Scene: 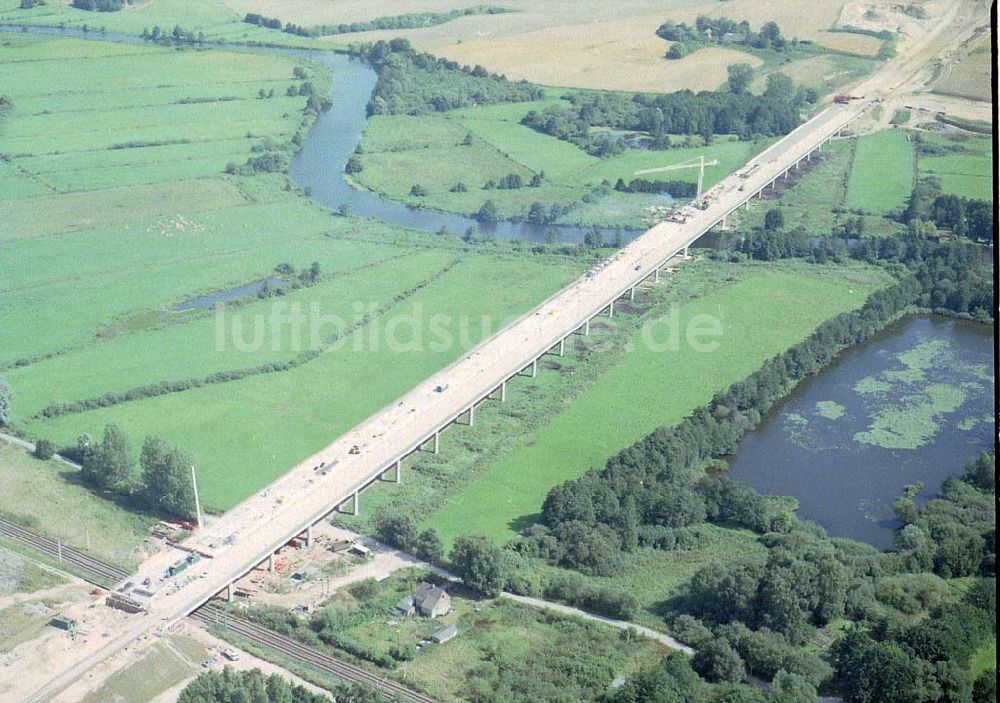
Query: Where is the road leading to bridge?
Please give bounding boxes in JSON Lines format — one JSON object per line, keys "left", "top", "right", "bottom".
{"left": 23, "top": 1, "right": 986, "bottom": 697}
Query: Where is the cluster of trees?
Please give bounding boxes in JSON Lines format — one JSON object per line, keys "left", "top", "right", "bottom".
{"left": 18, "top": 0, "right": 45, "bottom": 8}
{"left": 737, "top": 220, "right": 994, "bottom": 321}
{"left": 179, "top": 667, "right": 383, "bottom": 703}
{"left": 0, "top": 373, "right": 11, "bottom": 427}
{"left": 71, "top": 0, "right": 127, "bottom": 11}
{"left": 373, "top": 513, "right": 443, "bottom": 563}
{"left": 71, "top": 425, "right": 196, "bottom": 519}
{"left": 892, "top": 453, "right": 996, "bottom": 578}
{"left": 657, "top": 16, "right": 787, "bottom": 54}
{"left": 520, "top": 272, "right": 924, "bottom": 576}
{"left": 309, "top": 6, "right": 509, "bottom": 37}
{"left": 244, "top": 6, "right": 510, "bottom": 39}
{"left": 358, "top": 39, "right": 543, "bottom": 116}
{"left": 832, "top": 576, "right": 996, "bottom": 703}
{"left": 0, "top": 94, "right": 14, "bottom": 140}
{"left": 521, "top": 72, "right": 808, "bottom": 156}
{"left": 139, "top": 25, "right": 206, "bottom": 45}
{"left": 614, "top": 177, "right": 698, "bottom": 197}
{"left": 903, "top": 181, "right": 994, "bottom": 243}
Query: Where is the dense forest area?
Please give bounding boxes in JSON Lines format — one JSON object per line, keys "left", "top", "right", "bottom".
{"left": 521, "top": 71, "right": 811, "bottom": 156}
{"left": 355, "top": 39, "right": 543, "bottom": 115}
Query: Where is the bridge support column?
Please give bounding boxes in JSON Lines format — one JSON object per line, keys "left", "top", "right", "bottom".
{"left": 584, "top": 319, "right": 590, "bottom": 335}
{"left": 607, "top": 301, "right": 614, "bottom": 319}
{"left": 347, "top": 492, "right": 359, "bottom": 516}
{"left": 268, "top": 552, "right": 276, "bottom": 572}
{"left": 499, "top": 380, "right": 507, "bottom": 402}
{"left": 468, "top": 404, "right": 475, "bottom": 427}
{"left": 744, "top": 200, "right": 750, "bottom": 210}
{"left": 783, "top": 170, "right": 789, "bottom": 180}
{"left": 558, "top": 338, "right": 565, "bottom": 356}
{"left": 306, "top": 524, "right": 314, "bottom": 547}
{"left": 227, "top": 582, "right": 234, "bottom": 602}
{"left": 721, "top": 214, "right": 729, "bottom": 230}
{"left": 629, "top": 286, "right": 635, "bottom": 301}
{"left": 531, "top": 358, "right": 538, "bottom": 378}
{"left": 433, "top": 432, "right": 440, "bottom": 454}
{"left": 393, "top": 460, "right": 401, "bottom": 483}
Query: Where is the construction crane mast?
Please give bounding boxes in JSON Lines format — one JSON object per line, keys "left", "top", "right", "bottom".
{"left": 633, "top": 155, "right": 719, "bottom": 199}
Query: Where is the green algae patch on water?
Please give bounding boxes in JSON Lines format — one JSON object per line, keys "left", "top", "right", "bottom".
{"left": 815, "top": 400, "right": 847, "bottom": 420}
{"left": 854, "top": 383, "right": 967, "bottom": 450}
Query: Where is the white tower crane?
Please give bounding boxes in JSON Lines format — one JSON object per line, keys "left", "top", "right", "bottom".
{"left": 633, "top": 155, "right": 719, "bottom": 199}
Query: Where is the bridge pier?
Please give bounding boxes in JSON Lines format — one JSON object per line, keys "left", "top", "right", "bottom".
{"left": 583, "top": 318, "right": 590, "bottom": 335}
{"left": 531, "top": 358, "right": 538, "bottom": 377}
{"left": 339, "top": 491, "right": 359, "bottom": 516}
{"left": 498, "top": 379, "right": 507, "bottom": 402}
{"left": 607, "top": 301, "right": 614, "bottom": 319}
{"left": 433, "top": 432, "right": 440, "bottom": 454}
{"left": 227, "top": 582, "right": 234, "bottom": 602}
{"left": 306, "top": 524, "right": 313, "bottom": 547}
{"left": 268, "top": 552, "right": 276, "bottom": 572}
{"left": 744, "top": 199, "right": 751, "bottom": 210}
{"left": 629, "top": 286, "right": 636, "bottom": 301}
{"left": 559, "top": 337, "right": 566, "bottom": 356}
{"left": 382, "top": 459, "right": 401, "bottom": 483}
{"left": 654, "top": 267, "right": 660, "bottom": 283}
{"left": 467, "top": 404, "right": 476, "bottom": 427}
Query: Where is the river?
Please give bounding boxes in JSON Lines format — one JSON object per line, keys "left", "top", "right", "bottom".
{"left": 728, "top": 314, "right": 994, "bottom": 548}
{"left": 5, "top": 25, "right": 994, "bottom": 548}
{"left": 2, "top": 24, "right": 642, "bottom": 243}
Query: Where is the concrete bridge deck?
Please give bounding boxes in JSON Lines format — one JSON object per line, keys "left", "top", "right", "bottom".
{"left": 125, "top": 97, "right": 870, "bottom": 632}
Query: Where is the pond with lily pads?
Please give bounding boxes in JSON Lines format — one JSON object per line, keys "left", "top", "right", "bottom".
{"left": 728, "top": 314, "right": 994, "bottom": 548}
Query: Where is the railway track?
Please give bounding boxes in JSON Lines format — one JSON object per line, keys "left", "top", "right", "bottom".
{"left": 1, "top": 517, "right": 437, "bottom": 703}
{"left": 193, "top": 605, "right": 438, "bottom": 703}
{"left": 0, "top": 516, "right": 128, "bottom": 587}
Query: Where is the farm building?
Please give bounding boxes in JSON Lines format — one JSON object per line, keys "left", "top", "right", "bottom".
{"left": 432, "top": 624, "right": 458, "bottom": 644}
{"left": 394, "top": 581, "right": 452, "bottom": 618}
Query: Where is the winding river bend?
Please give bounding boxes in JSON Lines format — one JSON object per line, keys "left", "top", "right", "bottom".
{"left": 5, "top": 26, "right": 994, "bottom": 547}
{"left": 3, "top": 25, "right": 640, "bottom": 242}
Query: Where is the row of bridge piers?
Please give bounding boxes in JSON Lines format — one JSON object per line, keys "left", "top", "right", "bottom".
{"left": 218, "top": 124, "right": 852, "bottom": 603}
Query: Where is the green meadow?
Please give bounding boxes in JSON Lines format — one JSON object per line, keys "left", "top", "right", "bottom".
{"left": 845, "top": 129, "right": 915, "bottom": 215}
{"left": 354, "top": 101, "right": 764, "bottom": 226}
{"left": 0, "top": 32, "right": 582, "bottom": 513}
{"left": 0, "top": 0, "right": 318, "bottom": 47}
{"left": 918, "top": 133, "right": 993, "bottom": 202}
{"left": 425, "top": 265, "right": 889, "bottom": 545}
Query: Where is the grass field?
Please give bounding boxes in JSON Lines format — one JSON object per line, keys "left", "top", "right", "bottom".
{"left": 20, "top": 253, "right": 577, "bottom": 510}
{"left": 0, "top": 443, "right": 155, "bottom": 566}
{"left": 80, "top": 638, "right": 207, "bottom": 703}
{"left": 932, "top": 33, "right": 992, "bottom": 102}
{"left": 0, "top": 32, "right": 584, "bottom": 516}
{"left": 845, "top": 129, "right": 915, "bottom": 215}
{"left": 0, "top": 548, "right": 65, "bottom": 596}
{"left": 918, "top": 133, "right": 993, "bottom": 202}
{"left": 355, "top": 103, "right": 763, "bottom": 225}
{"left": 240, "top": 567, "right": 668, "bottom": 701}
{"left": 425, "top": 265, "right": 889, "bottom": 545}
{"left": 0, "top": 0, "right": 318, "bottom": 46}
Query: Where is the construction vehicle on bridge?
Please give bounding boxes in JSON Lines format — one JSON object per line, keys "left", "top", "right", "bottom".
{"left": 833, "top": 94, "right": 863, "bottom": 104}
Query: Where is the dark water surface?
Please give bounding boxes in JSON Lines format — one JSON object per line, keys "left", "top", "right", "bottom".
{"left": 728, "top": 315, "right": 994, "bottom": 548}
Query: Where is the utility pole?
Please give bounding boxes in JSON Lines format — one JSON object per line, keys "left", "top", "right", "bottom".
{"left": 191, "top": 465, "right": 203, "bottom": 530}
